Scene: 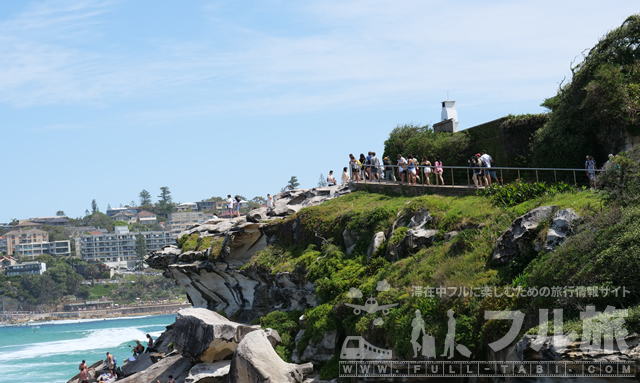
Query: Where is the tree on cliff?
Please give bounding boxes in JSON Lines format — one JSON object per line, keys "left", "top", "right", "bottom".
{"left": 91, "top": 199, "right": 99, "bottom": 213}
{"left": 383, "top": 124, "right": 469, "bottom": 166}
{"left": 287, "top": 176, "right": 300, "bottom": 190}
{"left": 56, "top": 210, "right": 65, "bottom": 217}
{"left": 318, "top": 173, "right": 327, "bottom": 187}
{"left": 532, "top": 15, "right": 640, "bottom": 167}
{"left": 139, "top": 189, "right": 152, "bottom": 206}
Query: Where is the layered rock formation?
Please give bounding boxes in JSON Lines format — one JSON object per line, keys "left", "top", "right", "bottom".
{"left": 146, "top": 184, "right": 352, "bottom": 322}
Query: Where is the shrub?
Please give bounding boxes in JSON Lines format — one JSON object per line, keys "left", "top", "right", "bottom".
{"left": 477, "top": 181, "right": 577, "bottom": 207}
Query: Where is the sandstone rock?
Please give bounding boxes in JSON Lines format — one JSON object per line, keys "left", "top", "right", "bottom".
{"left": 173, "top": 308, "right": 260, "bottom": 363}
{"left": 229, "top": 330, "right": 313, "bottom": 383}
{"left": 300, "top": 330, "right": 339, "bottom": 364}
{"left": 408, "top": 209, "right": 432, "bottom": 229}
{"left": 342, "top": 229, "right": 360, "bottom": 251}
{"left": 185, "top": 361, "right": 231, "bottom": 383}
{"left": 491, "top": 206, "right": 558, "bottom": 264}
{"left": 154, "top": 324, "right": 176, "bottom": 354}
{"left": 264, "top": 328, "right": 283, "bottom": 348}
{"left": 367, "top": 232, "right": 386, "bottom": 259}
{"left": 117, "top": 354, "right": 192, "bottom": 383}
{"left": 67, "top": 360, "right": 103, "bottom": 383}
{"left": 544, "top": 208, "right": 581, "bottom": 252}
{"left": 121, "top": 353, "right": 154, "bottom": 378}
{"left": 247, "top": 207, "right": 269, "bottom": 223}
{"left": 146, "top": 245, "right": 182, "bottom": 269}
{"left": 387, "top": 228, "right": 439, "bottom": 261}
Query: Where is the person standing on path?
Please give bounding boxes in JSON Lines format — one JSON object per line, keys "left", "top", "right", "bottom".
{"left": 234, "top": 196, "right": 242, "bottom": 217}
{"left": 267, "top": 194, "right": 274, "bottom": 210}
{"left": 421, "top": 157, "right": 432, "bottom": 185}
{"left": 480, "top": 150, "right": 493, "bottom": 186}
{"left": 383, "top": 157, "right": 396, "bottom": 183}
{"left": 434, "top": 157, "right": 445, "bottom": 186}
{"left": 371, "top": 152, "right": 381, "bottom": 181}
{"left": 226, "top": 195, "right": 234, "bottom": 217}
{"left": 585, "top": 154, "right": 597, "bottom": 188}
{"left": 397, "top": 154, "right": 408, "bottom": 184}
{"left": 349, "top": 154, "right": 361, "bottom": 182}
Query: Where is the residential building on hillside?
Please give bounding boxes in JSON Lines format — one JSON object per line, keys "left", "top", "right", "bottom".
{"left": 106, "top": 207, "right": 139, "bottom": 218}
{"left": 14, "top": 240, "right": 71, "bottom": 258}
{"left": 0, "top": 237, "right": 7, "bottom": 255}
{"left": 111, "top": 211, "right": 136, "bottom": 224}
{"left": 15, "top": 220, "right": 43, "bottom": 229}
{"left": 75, "top": 226, "right": 176, "bottom": 269}
{"left": 1, "top": 256, "right": 17, "bottom": 268}
{"left": 176, "top": 202, "right": 198, "bottom": 211}
{"left": 136, "top": 211, "right": 157, "bottom": 225}
{"left": 3, "top": 229, "right": 49, "bottom": 255}
{"left": 5, "top": 262, "right": 46, "bottom": 277}
{"left": 29, "top": 217, "right": 69, "bottom": 226}
{"left": 166, "top": 211, "right": 205, "bottom": 233}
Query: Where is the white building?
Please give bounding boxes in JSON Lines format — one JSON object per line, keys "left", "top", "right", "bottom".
{"left": 75, "top": 227, "right": 176, "bottom": 269}
{"left": 6, "top": 261, "right": 46, "bottom": 277}
{"left": 433, "top": 100, "right": 459, "bottom": 132}
{"left": 166, "top": 211, "right": 205, "bottom": 233}
{"left": 13, "top": 240, "right": 71, "bottom": 258}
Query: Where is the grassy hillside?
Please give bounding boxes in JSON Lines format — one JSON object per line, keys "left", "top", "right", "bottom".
{"left": 246, "top": 185, "right": 639, "bottom": 378}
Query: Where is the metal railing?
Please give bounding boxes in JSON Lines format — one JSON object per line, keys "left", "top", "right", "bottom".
{"left": 347, "top": 163, "right": 606, "bottom": 188}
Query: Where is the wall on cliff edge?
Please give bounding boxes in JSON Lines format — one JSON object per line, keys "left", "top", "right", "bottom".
{"left": 462, "top": 114, "right": 548, "bottom": 168}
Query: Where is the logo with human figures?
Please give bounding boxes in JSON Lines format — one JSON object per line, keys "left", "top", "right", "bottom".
{"left": 340, "top": 280, "right": 471, "bottom": 361}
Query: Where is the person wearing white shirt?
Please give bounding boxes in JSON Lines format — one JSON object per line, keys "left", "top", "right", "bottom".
{"left": 327, "top": 170, "right": 337, "bottom": 186}
{"left": 227, "top": 195, "right": 234, "bottom": 217}
{"left": 480, "top": 151, "right": 493, "bottom": 186}
{"left": 341, "top": 167, "right": 349, "bottom": 184}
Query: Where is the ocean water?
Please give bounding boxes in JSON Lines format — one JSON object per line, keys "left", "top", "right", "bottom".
{"left": 0, "top": 314, "right": 177, "bottom": 383}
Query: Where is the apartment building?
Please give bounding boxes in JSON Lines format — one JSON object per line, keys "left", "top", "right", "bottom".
{"left": 0, "top": 236, "right": 7, "bottom": 255}
{"left": 106, "top": 207, "right": 139, "bottom": 219}
{"left": 5, "top": 261, "right": 46, "bottom": 277}
{"left": 75, "top": 226, "right": 176, "bottom": 269}
{"left": 3, "top": 229, "right": 49, "bottom": 255}
{"left": 166, "top": 211, "right": 205, "bottom": 233}
{"left": 176, "top": 202, "right": 198, "bottom": 211}
{"left": 14, "top": 240, "right": 71, "bottom": 259}
{"left": 136, "top": 211, "right": 157, "bottom": 225}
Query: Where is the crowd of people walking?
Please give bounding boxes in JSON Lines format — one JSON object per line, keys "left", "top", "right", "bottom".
{"left": 347, "top": 151, "right": 496, "bottom": 187}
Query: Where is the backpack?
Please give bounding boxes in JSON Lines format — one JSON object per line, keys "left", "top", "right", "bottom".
{"left": 113, "top": 356, "right": 117, "bottom": 365}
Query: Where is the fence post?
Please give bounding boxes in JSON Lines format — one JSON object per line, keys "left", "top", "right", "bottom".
{"left": 536, "top": 169, "right": 539, "bottom": 183}
{"left": 554, "top": 170, "right": 557, "bottom": 184}
{"left": 451, "top": 168, "right": 455, "bottom": 187}
{"left": 573, "top": 170, "right": 577, "bottom": 185}
{"left": 517, "top": 169, "right": 521, "bottom": 181}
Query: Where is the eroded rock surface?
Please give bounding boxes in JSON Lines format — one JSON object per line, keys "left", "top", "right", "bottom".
{"left": 492, "top": 205, "right": 557, "bottom": 264}
{"left": 173, "top": 308, "right": 259, "bottom": 363}
{"left": 229, "top": 330, "right": 314, "bottom": 383}
{"left": 185, "top": 361, "right": 231, "bottom": 383}
{"left": 543, "top": 208, "right": 581, "bottom": 252}
{"left": 117, "top": 354, "right": 192, "bottom": 383}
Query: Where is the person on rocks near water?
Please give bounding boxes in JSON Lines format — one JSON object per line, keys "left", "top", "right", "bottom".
{"left": 156, "top": 375, "right": 176, "bottom": 383}
{"left": 106, "top": 352, "right": 116, "bottom": 377}
{"left": 226, "top": 195, "right": 234, "bottom": 217}
{"left": 79, "top": 365, "right": 92, "bottom": 383}
{"left": 145, "top": 333, "right": 155, "bottom": 353}
{"left": 129, "top": 340, "right": 145, "bottom": 356}
{"left": 78, "top": 360, "right": 87, "bottom": 372}
{"left": 267, "top": 194, "right": 274, "bottom": 211}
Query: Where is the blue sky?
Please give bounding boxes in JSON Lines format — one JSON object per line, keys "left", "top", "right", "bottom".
{"left": 1, "top": 0, "right": 637, "bottom": 221}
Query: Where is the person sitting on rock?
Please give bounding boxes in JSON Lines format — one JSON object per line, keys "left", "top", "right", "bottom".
{"left": 145, "top": 333, "right": 156, "bottom": 353}
{"left": 327, "top": 170, "right": 337, "bottom": 186}
{"left": 130, "top": 340, "right": 145, "bottom": 356}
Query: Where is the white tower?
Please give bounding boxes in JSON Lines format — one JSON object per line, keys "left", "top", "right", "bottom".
{"left": 440, "top": 101, "right": 459, "bottom": 132}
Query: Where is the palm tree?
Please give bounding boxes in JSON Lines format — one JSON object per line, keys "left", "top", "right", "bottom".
{"left": 85, "top": 264, "right": 99, "bottom": 285}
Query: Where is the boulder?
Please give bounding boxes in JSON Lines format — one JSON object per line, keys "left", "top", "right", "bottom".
{"left": 247, "top": 207, "right": 269, "bottom": 223}
{"left": 300, "top": 330, "right": 339, "bottom": 364}
{"left": 367, "top": 232, "right": 386, "bottom": 259}
{"left": 185, "top": 361, "right": 231, "bottom": 383}
{"left": 491, "top": 206, "right": 558, "bottom": 264}
{"left": 543, "top": 208, "right": 581, "bottom": 252}
{"left": 117, "top": 354, "right": 192, "bottom": 383}
{"left": 146, "top": 245, "right": 182, "bottom": 269}
{"left": 342, "top": 229, "right": 360, "bottom": 251}
{"left": 121, "top": 353, "right": 154, "bottom": 378}
{"left": 229, "top": 330, "right": 313, "bottom": 383}
{"left": 154, "top": 324, "right": 176, "bottom": 354}
{"left": 173, "top": 308, "right": 260, "bottom": 363}
{"left": 264, "top": 328, "right": 283, "bottom": 348}
{"left": 66, "top": 360, "right": 103, "bottom": 383}
{"left": 408, "top": 209, "right": 432, "bottom": 229}
{"left": 387, "top": 228, "right": 439, "bottom": 261}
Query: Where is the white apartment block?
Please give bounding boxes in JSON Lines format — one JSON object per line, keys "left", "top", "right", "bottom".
{"left": 14, "top": 240, "right": 71, "bottom": 258}
{"left": 75, "top": 226, "right": 176, "bottom": 269}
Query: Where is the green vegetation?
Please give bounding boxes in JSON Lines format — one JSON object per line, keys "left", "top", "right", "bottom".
{"left": 532, "top": 15, "right": 640, "bottom": 167}
{"left": 476, "top": 181, "right": 579, "bottom": 207}
{"left": 245, "top": 174, "right": 640, "bottom": 379}
{"left": 383, "top": 124, "right": 470, "bottom": 166}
